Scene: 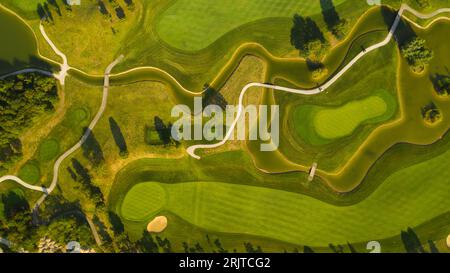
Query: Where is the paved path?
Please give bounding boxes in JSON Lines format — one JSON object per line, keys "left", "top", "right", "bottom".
{"left": 38, "top": 24, "right": 70, "bottom": 85}
{"left": 0, "top": 175, "right": 47, "bottom": 193}
{"left": 186, "top": 4, "right": 450, "bottom": 159}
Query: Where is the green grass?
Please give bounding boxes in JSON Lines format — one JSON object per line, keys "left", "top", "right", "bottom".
{"left": 18, "top": 161, "right": 40, "bottom": 184}
{"left": 38, "top": 139, "right": 60, "bottom": 162}
{"left": 294, "top": 90, "right": 396, "bottom": 143}
{"left": 120, "top": 144, "right": 450, "bottom": 246}
{"left": 121, "top": 183, "right": 167, "bottom": 221}
{"left": 63, "top": 108, "right": 89, "bottom": 128}
{"left": 314, "top": 96, "right": 387, "bottom": 139}
{"left": 156, "top": 0, "right": 348, "bottom": 50}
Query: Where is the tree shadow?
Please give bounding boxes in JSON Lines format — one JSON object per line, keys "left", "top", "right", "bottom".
{"left": 108, "top": 117, "right": 128, "bottom": 157}
{"left": 202, "top": 84, "right": 228, "bottom": 110}
{"left": 97, "top": 0, "right": 110, "bottom": 16}
{"left": 381, "top": 6, "right": 417, "bottom": 48}
{"left": 0, "top": 56, "right": 54, "bottom": 75}
{"left": 108, "top": 211, "right": 124, "bottom": 235}
{"left": 320, "top": 0, "right": 346, "bottom": 38}
{"left": 303, "top": 245, "right": 315, "bottom": 253}
{"left": 401, "top": 227, "right": 426, "bottom": 253}
{"left": 71, "top": 158, "right": 105, "bottom": 207}
{"left": 136, "top": 231, "right": 160, "bottom": 253}
{"left": 428, "top": 240, "right": 440, "bottom": 253}
{"left": 154, "top": 116, "right": 171, "bottom": 145}
{"left": 81, "top": 127, "right": 104, "bottom": 166}
{"left": 37, "top": 3, "right": 54, "bottom": 22}
{"left": 47, "top": 0, "right": 62, "bottom": 17}
{"left": 115, "top": 6, "right": 126, "bottom": 20}
{"left": 429, "top": 73, "right": 450, "bottom": 96}
{"left": 93, "top": 214, "right": 112, "bottom": 243}
{"left": 290, "top": 14, "right": 326, "bottom": 57}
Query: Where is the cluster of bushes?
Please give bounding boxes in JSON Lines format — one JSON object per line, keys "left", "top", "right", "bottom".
{"left": 430, "top": 73, "right": 450, "bottom": 96}
{"left": 401, "top": 37, "right": 434, "bottom": 72}
{"left": 0, "top": 73, "right": 57, "bottom": 172}
{"left": 409, "top": 0, "right": 430, "bottom": 9}
{"left": 421, "top": 102, "right": 441, "bottom": 124}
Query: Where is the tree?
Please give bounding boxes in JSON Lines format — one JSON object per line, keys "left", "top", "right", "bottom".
{"left": 136, "top": 231, "right": 159, "bottom": 253}
{"left": 421, "top": 102, "right": 441, "bottom": 124}
{"left": 401, "top": 37, "right": 433, "bottom": 70}
{"left": 0, "top": 73, "right": 57, "bottom": 166}
{"left": 320, "top": 0, "right": 347, "bottom": 38}
{"left": 430, "top": 73, "right": 450, "bottom": 96}
{"left": 290, "top": 15, "right": 327, "bottom": 58}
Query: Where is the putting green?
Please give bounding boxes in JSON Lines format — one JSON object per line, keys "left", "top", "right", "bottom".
{"left": 294, "top": 90, "right": 396, "bottom": 143}
{"left": 156, "top": 0, "right": 348, "bottom": 50}
{"left": 314, "top": 96, "right": 387, "bottom": 139}
{"left": 121, "top": 183, "right": 167, "bottom": 221}
{"left": 120, "top": 145, "right": 450, "bottom": 246}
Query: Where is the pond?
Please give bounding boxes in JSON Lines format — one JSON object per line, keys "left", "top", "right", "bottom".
{"left": 0, "top": 6, "right": 49, "bottom": 74}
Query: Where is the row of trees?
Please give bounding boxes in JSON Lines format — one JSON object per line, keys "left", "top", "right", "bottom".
{"left": 0, "top": 73, "right": 58, "bottom": 171}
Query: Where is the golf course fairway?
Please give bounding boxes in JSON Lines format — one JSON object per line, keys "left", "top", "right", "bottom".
{"left": 120, "top": 145, "right": 450, "bottom": 246}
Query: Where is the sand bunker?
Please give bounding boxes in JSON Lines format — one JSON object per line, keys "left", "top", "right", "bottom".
{"left": 447, "top": 235, "right": 450, "bottom": 249}
{"left": 147, "top": 216, "right": 168, "bottom": 233}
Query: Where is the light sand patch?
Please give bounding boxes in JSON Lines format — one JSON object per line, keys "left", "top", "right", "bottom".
{"left": 447, "top": 235, "right": 450, "bottom": 249}
{"left": 147, "top": 216, "right": 168, "bottom": 233}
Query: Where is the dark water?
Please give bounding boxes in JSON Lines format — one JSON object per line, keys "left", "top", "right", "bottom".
{"left": 0, "top": 6, "right": 50, "bottom": 74}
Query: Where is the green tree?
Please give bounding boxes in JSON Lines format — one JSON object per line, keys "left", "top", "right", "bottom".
{"left": 401, "top": 37, "right": 433, "bottom": 69}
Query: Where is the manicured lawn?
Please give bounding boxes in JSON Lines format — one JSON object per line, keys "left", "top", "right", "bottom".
{"left": 121, "top": 183, "right": 167, "bottom": 221}
{"left": 314, "top": 95, "right": 387, "bottom": 139}
{"left": 120, "top": 144, "right": 450, "bottom": 246}
{"left": 156, "top": 0, "right": 348, "bottom": 50}
{"left": 293, "top": 89, "right": 396, "bottom": 143}
{"left": 38, "top": 139, "right": 60, "bottom": 162}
